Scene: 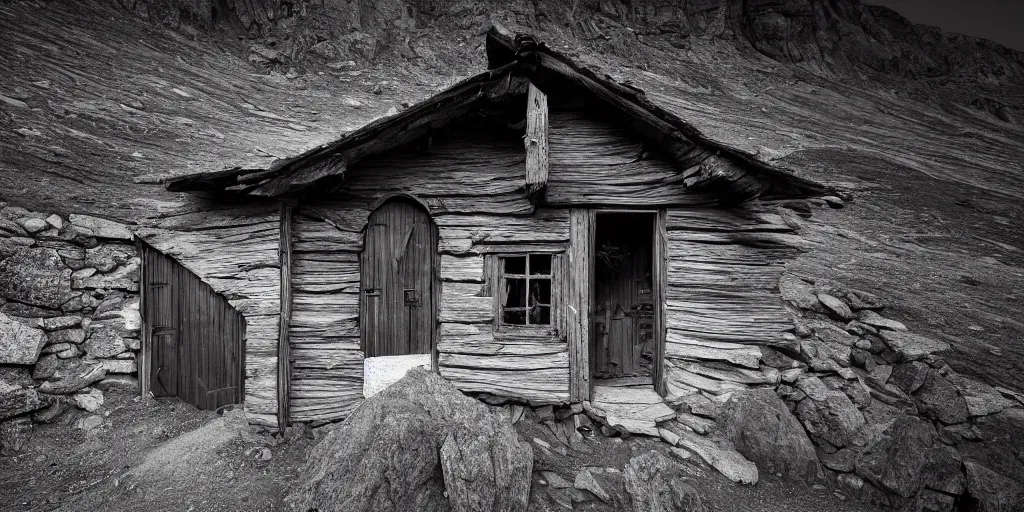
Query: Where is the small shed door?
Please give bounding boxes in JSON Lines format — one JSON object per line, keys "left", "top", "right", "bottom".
{"left": 361, "top": 200, "right": 437, "bottom": 357}
{"left": 141, "top": 245, "right": 245, "bottom": 410}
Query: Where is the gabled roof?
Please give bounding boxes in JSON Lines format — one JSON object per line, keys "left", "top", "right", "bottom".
{"left": 165, "top": 26, "right": 827, "bottom": 202}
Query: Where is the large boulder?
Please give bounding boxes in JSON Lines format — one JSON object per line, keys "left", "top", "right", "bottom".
{"left": 623, "top": 450, "right": 706, "bottom": 512}
{"left": 0, "top": 312, "right": 46, "bottom": 365}
{"left": 717, "top": 388, "right": 821, "bottom": 483}
{"left": 794, "top": 376, "right": 865, "bottom": 447}
{"left": 954, "top": 408, "right": 1024, "bottom": 481}
{"left": 289, "top": 368, "right": 532, "bottom": 512}
{"left": 854, "top": 416, "right": 966, "bottom": 499}
{"left": 0, "top": 247, "right": 74, "bottom": 309}
{"left": 963, "top": 460, "right": 1024, "bottom": 512}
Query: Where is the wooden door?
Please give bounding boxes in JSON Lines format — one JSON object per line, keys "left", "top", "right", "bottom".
{"left": 593, "top": 214, "right": 655, "bottom": 379}
{"left": 361, "top": 200, "right": 438, "bottom": 357}
{"left": 141, "top": 245, "right": 245, "bottom": 410}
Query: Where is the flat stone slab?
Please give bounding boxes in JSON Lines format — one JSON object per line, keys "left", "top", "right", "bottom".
{"left": 675, "top": 429, "right": 758, "bottom": 485}
{"left": 880, "top": 331, "right": 950, "bottom": 361}
{"left": 592, "top": 385, "right": 677, "bottom": 424}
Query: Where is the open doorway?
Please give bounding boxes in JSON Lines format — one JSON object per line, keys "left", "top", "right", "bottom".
{"left": 592, "top": 212, "right": 656, "bottom": 386}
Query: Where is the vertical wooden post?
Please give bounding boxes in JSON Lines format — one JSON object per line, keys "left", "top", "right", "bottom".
{"left": 568, "top": 208, "right": 593, "bottom": 402}
{"left": 524, "top": 82, "right": 549, "bottom": 199}
{"left": 137, "top": 240, "right": 150, "bottom": 399}
{"left": 277, "top": 202, "right": 293, "bottom": 431}
{"left": 653, "top": 209, "right": 668, "bottom": 396}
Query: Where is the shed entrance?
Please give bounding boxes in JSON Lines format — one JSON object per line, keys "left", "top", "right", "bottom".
{"left": 140, "top": 245, "right": 245, "bottom": 411}
{"left": 360, "top": 199, "right": 438, "bottom": 357}
{"left": 592, "top": 213, "right": 656, "bottom": 382}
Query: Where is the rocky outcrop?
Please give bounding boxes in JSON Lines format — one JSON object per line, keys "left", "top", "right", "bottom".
{"left": 794, "top": 375, "right": 865, "bottom": 448}
{"left": 289, "top": 368, "right": 532, "bottom": 512}
{"left": 99, "top": 0, "right": 1024, "bottom": 85}
{"left": 717, "top": 388, "right": 821, "bottom": 483}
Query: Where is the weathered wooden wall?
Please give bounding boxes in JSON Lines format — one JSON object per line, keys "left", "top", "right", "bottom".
{"left": 287, "top": 206, "right": 365, "bottom": 422}
{"left": 546, "top": 110, "right": 719, "bottom": 207}
{"left": 289, "top": 125, "right": 572, "bottom": 421}
{"left": 138, "top": 199, "right": 281, "bottom": 428}
{"left": 661, "top": 208, "right": 802, "bottom": 399}
{"left": 283, "top": 112, "right": 804, "bottom": 423}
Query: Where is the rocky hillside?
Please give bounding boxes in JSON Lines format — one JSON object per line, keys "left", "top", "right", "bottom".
{"left": 108, "top": 0, "right": 1024, "bottom": 83}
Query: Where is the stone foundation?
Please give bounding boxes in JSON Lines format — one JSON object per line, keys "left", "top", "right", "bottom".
{"left": 0, "top": 203, "right": 140, "bottom": 454}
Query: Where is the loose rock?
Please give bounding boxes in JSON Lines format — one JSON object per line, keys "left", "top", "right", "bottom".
{"left": 73, "top": 387, "right": 104, "bottom": 412}
{"left": 857, "top": 310, "right": 907, "bottom": 331}
{"left": 880, "top": 331, "right": 949, "bottom": 361}
{"left": 817, "top": 293, "right": 855, "bottom": 320}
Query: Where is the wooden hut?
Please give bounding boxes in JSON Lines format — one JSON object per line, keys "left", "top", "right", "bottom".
{"left": 158, "top": 27, "right": 824, "bottom": 430}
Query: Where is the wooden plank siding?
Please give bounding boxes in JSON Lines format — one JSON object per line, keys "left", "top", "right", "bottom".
{"left": 137, "top": 201, "right": 281, "bottom": 428}
{"left": 661, "top": 207, "right": 802, "bottom": 399}
{"left": 546, "top": 110, "right": 720, "bottom": 207}
{"left": 288, "top": 210, "right": 364, "bottom": 423}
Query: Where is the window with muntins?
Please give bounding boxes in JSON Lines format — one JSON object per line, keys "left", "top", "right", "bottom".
{"left": 498, "top": 254, "right": 553, "bottom": 326}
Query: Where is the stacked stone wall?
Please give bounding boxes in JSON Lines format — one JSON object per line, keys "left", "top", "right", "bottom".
{"left": 0, "top": 203, "right": 140, "bottom": 454}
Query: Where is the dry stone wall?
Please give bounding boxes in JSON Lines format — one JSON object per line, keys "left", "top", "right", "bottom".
{"left": 764, "top": 274, "right": 1024, "bottom": 510}
{"left": 0, "top": 203, "right": 141, "bottom": 455}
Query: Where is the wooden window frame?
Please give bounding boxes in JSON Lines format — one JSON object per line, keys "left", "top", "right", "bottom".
{"left": 486, "top": 252, "right": 564, "bottom": 335}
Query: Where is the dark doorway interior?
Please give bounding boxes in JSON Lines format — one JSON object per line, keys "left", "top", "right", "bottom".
{"left": 592, "top": 212, "right": 656, "bottom": 382}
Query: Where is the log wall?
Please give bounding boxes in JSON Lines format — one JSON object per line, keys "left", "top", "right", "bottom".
{"left": 137, "top": 199, "right": 281, "bottom": 428}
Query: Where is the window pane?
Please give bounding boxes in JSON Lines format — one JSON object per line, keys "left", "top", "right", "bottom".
{"left": 529, "top": 254, "right": 552, "bottom": 275}
{"left": 503, "top": 309, "right": 527, "bottom": 325}
{"left": 529, "top": 306, "right": 551, "bottom": 325}
{"left": 504, "top": 256, "right": 526, "bottom": 275}
{"left": 504, "top": 278, "right": 526, "bottom": 308}
{"left": 529, "top": 279, "right": 551, "bottom": 306}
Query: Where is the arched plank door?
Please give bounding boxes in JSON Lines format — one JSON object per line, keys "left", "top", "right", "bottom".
{"left": 141, "top": 245, "right": 245, "bottom": 410}
{"left": 360, "top": 200, "right": 438, "bottom": 357}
